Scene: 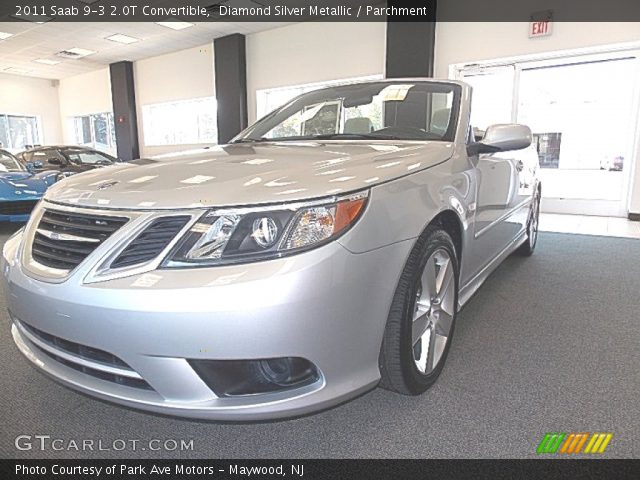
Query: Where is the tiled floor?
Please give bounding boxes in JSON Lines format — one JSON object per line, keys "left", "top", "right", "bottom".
{"left": 539, "top": 213, "right": 640, "bottom": 239}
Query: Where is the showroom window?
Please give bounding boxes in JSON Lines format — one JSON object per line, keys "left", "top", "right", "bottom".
{"left": 72, "top": 112, "right": 116, "bottom": 155}
{"left": 142, "top": 97, "right": 217, "bottom": 146}
{"left": 256, "top": 75, "right": 383, "bottom": 119}
{"left": 0, "top": 114, "right": 41, "bottom": 150}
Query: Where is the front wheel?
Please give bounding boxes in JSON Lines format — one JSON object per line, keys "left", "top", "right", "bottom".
{"left": 517, "top": 187, "right": 541, "bottom": 256}
{"left": 379, "top": 227, "right": 459, "bottom": 395}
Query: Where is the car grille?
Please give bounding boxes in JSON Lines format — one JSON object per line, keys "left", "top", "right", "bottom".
{"left": 17, "top": 320, "right": 152, "bottom": 390}
{"left": 110, "top": 215, "right": 190, "bottom": 269}
{"left": 0, "top": 200, "right": 38, "bottom": 215}
{"left": 31, "top": 209, "right": 128, "bottom": 270}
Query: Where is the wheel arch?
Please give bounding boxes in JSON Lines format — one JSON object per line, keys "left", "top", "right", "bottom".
{"left": 427, "top": 209, "right": 464, "bottom": 262}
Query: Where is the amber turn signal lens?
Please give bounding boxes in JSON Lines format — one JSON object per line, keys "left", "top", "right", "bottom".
{"left": 334, "top": 197, "right": 366, "bottom": 233}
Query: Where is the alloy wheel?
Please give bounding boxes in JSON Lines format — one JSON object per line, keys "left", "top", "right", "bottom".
{"left": 412, "top": 249, "right": 455, "bottom": 375}
{"left": 530, "top": 192, "right": 540, "bottom": 248}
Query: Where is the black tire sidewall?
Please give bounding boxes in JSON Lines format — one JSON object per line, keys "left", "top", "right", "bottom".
{"left": 400, "top": 229, "right": 459, "bottom": 393}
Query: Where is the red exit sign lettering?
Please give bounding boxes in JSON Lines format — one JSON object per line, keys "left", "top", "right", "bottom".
{"left": 530, "top": 21, "right": 551, "bottom": 37}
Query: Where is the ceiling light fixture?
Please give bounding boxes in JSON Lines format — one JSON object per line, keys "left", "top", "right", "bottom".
{"left": 12, "top": 14, "right": 52, "bottom": 23}
{"left": 34, "top": 58, "right": 61, "bottom": 65}
{"left": 56, "top": 47, "right": 96, "bottom": 59}
{"left": 0, "top": 32, "right": 13, "bottom": 40}
{"left": 155, "top": 20, "right": 195, "bottom": 30}
{"left": 4, "top": 67, "right": 32, "bottom": 75}
{"left": 105, "top": 33, "right": 140, "bottom": 44}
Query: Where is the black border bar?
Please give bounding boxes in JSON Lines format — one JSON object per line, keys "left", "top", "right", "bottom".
{"left": 2, "top": 459, "right": 640, "bottom": 480}
{"left": 2, "top": 0, "right": 640, "bottom": 22}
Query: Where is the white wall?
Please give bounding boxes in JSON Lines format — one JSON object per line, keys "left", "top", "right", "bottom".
{"left": 435, "top": 22, "right": 640, "bottom": 215}
{"left": 0, "top": 73, "right": 62, "bottom": 148}
{"left": 246, "top": 22, "right": 386, "bottom": 123}
{"left": 134, "top": 44, "right": 215, "bottom": 157}
{"left": 434, "top": 22, "right": 640, "bottom": 78}
{"left": 57, "top": 67, "right": 112, "bottom": 145}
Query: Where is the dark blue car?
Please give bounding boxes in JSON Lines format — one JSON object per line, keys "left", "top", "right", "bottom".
{"left": 0, "top": 149, "right": 58, "bottom": 222}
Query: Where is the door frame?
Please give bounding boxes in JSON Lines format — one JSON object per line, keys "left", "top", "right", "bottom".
{"left": 451, "top": 43, "right": 640, "bottom": 217}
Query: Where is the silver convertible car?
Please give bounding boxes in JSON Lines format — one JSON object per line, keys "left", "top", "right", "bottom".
{"left": 3, "top": 80, "right": 540, "bottom": 420}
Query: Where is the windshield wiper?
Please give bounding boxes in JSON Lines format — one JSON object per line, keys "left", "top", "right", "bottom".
{"left": 231, "top": 137, "right": 271, "bottom": 144}
{"left": 305, "top": 133, "right": 399, "bottom": 141}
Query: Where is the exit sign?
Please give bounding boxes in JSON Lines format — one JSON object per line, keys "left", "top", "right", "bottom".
{"left": 530, "top": 21, "right": 552, "bottom": 37}
{"left": 529, "top": 10, "right": 553, "bottom": 38}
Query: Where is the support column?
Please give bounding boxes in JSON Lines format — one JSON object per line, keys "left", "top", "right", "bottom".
{"left": 386, "top": 11, "right": 437, "bottom": 78}
{"left": 109, "top": 61, "right": 139, "bottom": 161}
{"left": 214, "top": 33, "right": 248, "bottom": 144}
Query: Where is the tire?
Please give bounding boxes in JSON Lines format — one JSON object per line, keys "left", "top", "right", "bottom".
{"left": 517, "top": 186, "right": 541, "bottom": 256}
{"left": 379, "top": 226, "right": 459, "bottom": 395}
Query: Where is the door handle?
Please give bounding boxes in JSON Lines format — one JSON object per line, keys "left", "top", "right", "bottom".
{"left": 516, "top": 160, "right": 524, "bottom": 172}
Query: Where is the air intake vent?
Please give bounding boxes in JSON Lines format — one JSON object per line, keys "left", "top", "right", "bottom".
{"left": 31, "top": 209, "right": 128, "bottom": 270}
{"left": 56, "top": 48, "right": 95, "bottom": 59}
{"left": 56, "top": 50, "right": 83, "bottom": 59}
{"left": 110, "top": 216, "right": 190, "bottom": 269}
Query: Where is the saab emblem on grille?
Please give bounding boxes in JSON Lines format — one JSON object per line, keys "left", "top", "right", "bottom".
{"left": 36, "top": 228, "right": 100, "bottom": 243}
{"left": 97, "top": 180, "right": 119, "bottom": 190}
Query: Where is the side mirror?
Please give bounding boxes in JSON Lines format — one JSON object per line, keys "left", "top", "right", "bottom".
{"left": 25, "top": 162, "right": 34, "bottom": 172}
{"left": 467, "top": 124, "right": 532, "bottom": 156}
{"left": 47, "top": 157, "right": 62, "bottom": 165}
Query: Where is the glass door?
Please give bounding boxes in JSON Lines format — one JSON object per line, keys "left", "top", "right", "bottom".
{"left": 456, "top": 53, "right": 639, "bottom": 217}
{"left": 517, "top": 57, "right": 637, "bottom": 217}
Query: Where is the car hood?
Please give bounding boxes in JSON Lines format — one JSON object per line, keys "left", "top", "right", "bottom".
{"left": 0, "top": 171, "right": 55, "bottom": 198}
{"left": 44, "top": 141, "right": 454, "bottom": 210}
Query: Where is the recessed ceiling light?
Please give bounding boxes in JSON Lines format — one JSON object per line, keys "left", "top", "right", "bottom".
{"left": 12, "top": 14, "right": 52, "bottom": 23}
{"left": 155, "top": 21, "right": 194, "bottom": 31}
{"left": 4, "top": 67, "right": 32, "bottom": 75}
{"left": 57, "top": 47, "right": 96, "bottom": 59}
{"left": 34, "top": 58, "right": 61, "bottom": 65}
{"left": 105, "top": 33, "right": 140, "bottom": 44}
{"left": 0, "top": 32, "right": 13, "bottom": 40}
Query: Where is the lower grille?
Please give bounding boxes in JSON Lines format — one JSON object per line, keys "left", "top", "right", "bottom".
{"left": 31, "top": 209, "right": 128, "bottom": 270}
{"left": 18, "top": 320, "right": 152, "bottom": 390}
{"left": 0, "top": 200, "right": 38, "bottom": 215}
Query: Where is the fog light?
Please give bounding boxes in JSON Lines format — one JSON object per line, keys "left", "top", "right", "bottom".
{"left": 259, "top": 358, "right": 292, "bottom": 385}
{"left": 188, "top": 357, "right": 320, "bottom": 396}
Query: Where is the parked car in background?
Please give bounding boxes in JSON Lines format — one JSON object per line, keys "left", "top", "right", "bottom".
{"left": 0, "top": 149, "right": 58, "bottom": 222}
{"left": 600, "top": 155, "right": 624, "bottom": 171}
{"left": 17, "top": 146, "right": 119, "bottom": 180}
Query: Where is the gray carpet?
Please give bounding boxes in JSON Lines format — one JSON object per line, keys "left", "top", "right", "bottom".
{"left": 1, "top": 226, "right": 638, "bottom": 459}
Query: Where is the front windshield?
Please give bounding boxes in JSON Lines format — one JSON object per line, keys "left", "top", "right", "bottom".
{"left": 64, "top": 150, "right": 114, "bottom": 166}
{"left": 236, "top": 81, "right": 461, "bottom": 143}
{"left": 0, "top": 151, "right": 25, "bottom": 172}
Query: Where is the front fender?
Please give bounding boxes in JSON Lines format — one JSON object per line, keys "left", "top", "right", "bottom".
{"left": 32, "top": 169, "right": 60, "bottom": 186}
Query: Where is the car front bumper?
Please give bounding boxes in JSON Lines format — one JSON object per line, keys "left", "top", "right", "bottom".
{"left": 3, "top": 229, "right": 412, "bottom": 420}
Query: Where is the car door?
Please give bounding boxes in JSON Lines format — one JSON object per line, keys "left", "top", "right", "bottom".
{"left": 464, "top": 128, "right": 523, "bottom": 280}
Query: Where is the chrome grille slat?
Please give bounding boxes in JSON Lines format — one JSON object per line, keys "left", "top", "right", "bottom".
{"left": 31, "top": 209, "right": 128, "bottom": 271}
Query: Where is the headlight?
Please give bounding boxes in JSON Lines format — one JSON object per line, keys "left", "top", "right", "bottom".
{"left": 164, "top": 190, "right": 368, "bottom": 267}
